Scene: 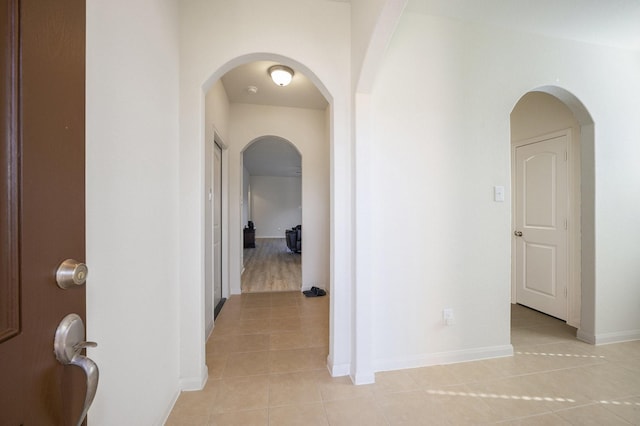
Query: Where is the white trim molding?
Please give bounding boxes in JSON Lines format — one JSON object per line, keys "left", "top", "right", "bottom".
{"left": 374, "top": 345, "right": 514, "bottom": 373}
{"left": 158, "top": 390, "right": 181, "bottom": 426}
{"left": 327, "top": 356, "right": 350, "bottom": 378}
{"left": 179, "top": 364, "right": 208, "bottom": 391}
{"left": 592, "top": 330, "right": 640, "bottom": 345}
{"left": 351, "top": 371, "right": 375, "bottom": 385}
{"left": 576, "top": 329, "right": 596, "bottom": 344}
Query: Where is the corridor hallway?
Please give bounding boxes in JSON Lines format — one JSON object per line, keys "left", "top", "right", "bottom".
{"left": 167, "top": 299, "right": 640, "bottom": 425}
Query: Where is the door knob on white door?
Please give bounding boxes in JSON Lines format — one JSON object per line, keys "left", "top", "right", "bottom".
{"left": 514, "top": 230, "right": 523, "bottom": 237}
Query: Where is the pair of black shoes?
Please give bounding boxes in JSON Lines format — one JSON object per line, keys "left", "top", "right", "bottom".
{"left": 303, "top": 286, "right": 326, "bottom": 297}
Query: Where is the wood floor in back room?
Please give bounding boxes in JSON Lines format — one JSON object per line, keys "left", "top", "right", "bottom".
{"left": 242, "top": 238, "right": 301, "bottom": 293}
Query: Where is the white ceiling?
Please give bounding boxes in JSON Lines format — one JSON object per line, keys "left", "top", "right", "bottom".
{"left": 221, "top": 61, "right": 324, "bottom": 176}
{"left": 221, "top": 62, "right": 325, "bottom": 177}
{"left": 406, "top": 0, "right": 640, "bottom": 51}
{"left": 221, "top": 61, "right": 328, "bottom": 110}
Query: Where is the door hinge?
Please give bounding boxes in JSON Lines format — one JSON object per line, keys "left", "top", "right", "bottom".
{"left": 564, "top": 218, "right": 568, "bottom": 230}
{"left": 564, "top": 287, "right": 568, "bottom": 298}
{"left": 564, "top": 151, "right": 568, "bottom": 161}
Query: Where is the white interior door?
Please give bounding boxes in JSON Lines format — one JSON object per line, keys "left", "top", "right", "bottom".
{"left": 213, "top": 143, "right": 222, "bottom": 312}
{"left": 515, "top": 134, "right": 568, "bottom": 320}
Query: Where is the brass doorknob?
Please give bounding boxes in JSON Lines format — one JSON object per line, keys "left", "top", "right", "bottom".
{"left": 514, "top": 230, "right": 523, "bottom": 237}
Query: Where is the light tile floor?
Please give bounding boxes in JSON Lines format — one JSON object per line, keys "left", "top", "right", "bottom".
{"left": 167, "top": 294, "right": 640, "bottom": 425}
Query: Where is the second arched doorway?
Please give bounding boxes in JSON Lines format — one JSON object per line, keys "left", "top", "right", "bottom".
{"left": 242, "top": 136, "right": 304, "bottom": 292}
{"left": 510, "top": 87, "right": 595, "bottom": 341}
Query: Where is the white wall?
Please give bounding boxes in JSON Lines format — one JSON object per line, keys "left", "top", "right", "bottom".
{"left": 367, "top": 11, "right": 640, "bottom": 372}
{"left": 250, "top": 176, "right": 302, "bottom": 238}
{"left": 86, "top": 0, "right": 180, "bottom": 424}
{"left": 179, "top": 0, "right": 352, "bottom": 384}
{"left": 205, "top": 79, "right": 230, "bottom": 145}
{"left": 350, "top": 0, "right": 408, "bottom": 384}
{"left": 350, "top": 0, "right": 389, "bottom": 87}
{"left": 231, "top": 104, "right": 329, "bottom": 291}
{"left": 81, "top": 6, "right": 640, "bottom": 422}
{"left": 351, "top": 0, "right": 407, "bottom": 92}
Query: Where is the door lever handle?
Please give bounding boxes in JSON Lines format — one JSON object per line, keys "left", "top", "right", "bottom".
{"left": 73, "top": 340, "right": 98, "bottom": 353}
{"left": 54, "top": 314, "right": 99, "bottom": 426}
{"left": 69, "top": 354, "right": 98, "bottom": 426}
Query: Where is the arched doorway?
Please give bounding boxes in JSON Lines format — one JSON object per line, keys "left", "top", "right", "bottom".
{"left": 201, "top": 54, "right": 339, "bottom": 378}
{"left": 510, "top": 87, "right": 595, "bottom": 341}
{"left": 241, "top": 136, "right": 304, "bottom": 293}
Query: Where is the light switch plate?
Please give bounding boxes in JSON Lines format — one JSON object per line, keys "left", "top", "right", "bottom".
{"left": 443, "top": 308, "right": 455, "bottom": 325}
{"left": 494, "top": 186, "right": 505, "bottom": 202}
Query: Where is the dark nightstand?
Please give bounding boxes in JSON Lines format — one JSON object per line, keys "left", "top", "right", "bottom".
{"left": 243, "top": 227, "right": 255, "bottom": 248}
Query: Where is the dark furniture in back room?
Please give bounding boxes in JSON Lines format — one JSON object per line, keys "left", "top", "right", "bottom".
{"left": 286, "top": 225, "right": 301, "bottom": 253}
{"left": 243, "top": 221, "right": 255, "bottom": 248}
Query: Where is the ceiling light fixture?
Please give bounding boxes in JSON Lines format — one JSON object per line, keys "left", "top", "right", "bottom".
{"left": 268, "top": 65, "right": 294, "bottom": 87}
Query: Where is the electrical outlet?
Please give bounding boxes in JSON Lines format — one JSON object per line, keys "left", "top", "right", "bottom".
{"left": 443, "top": 308, "right": 455, "bottom": 326}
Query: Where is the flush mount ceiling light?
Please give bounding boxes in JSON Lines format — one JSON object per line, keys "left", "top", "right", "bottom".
{"left": 268, "top": 65, "right": 294, "bottom": 87}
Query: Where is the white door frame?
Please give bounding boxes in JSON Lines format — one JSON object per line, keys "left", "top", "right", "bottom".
{"left": 216, "top": 131, "right": 230, "bottom": 302}
{"left": 511, "top": 128, "right": 581, "bottom": 327}
{"left": 205, "top": 129, "right": 229, "bottom": 339}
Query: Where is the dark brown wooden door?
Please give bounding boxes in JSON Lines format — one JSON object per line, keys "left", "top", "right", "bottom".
{"left": 0, "top": 0, "right": 87, "bottom": 424}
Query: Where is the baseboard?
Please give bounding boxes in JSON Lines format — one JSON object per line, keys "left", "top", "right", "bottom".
{"left": 373, "top": 345, "right": 514, "bottom": 372}
{"left": 593, "top": 329, "right": 640, "bottom": 345}
{"left": 327, "top": 355, "right": 350, "bottom": 378}
{"left": 351, "top": 371, "right": 375, "bottom": 385}
{"left": 179, "top": 364, "right": 208, "bottom": 391}
{"left": 205, "top": 319, "right": 214, "bottom": 342}
{"left": 214, "top": 298, "right": 226, "bottom": 319}
{"left": 576, "top": 329, "right": 596, "bottom": 344}
{"left": 158, "top": 389, "right": 181, "bottom": 425}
